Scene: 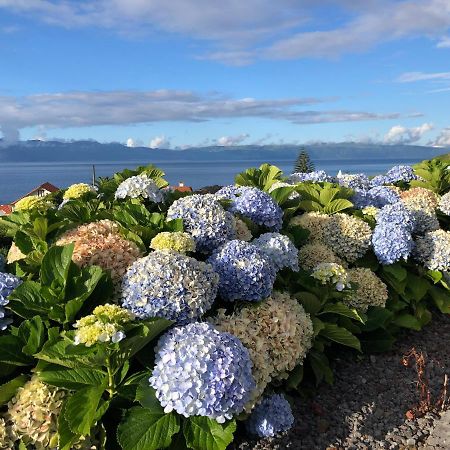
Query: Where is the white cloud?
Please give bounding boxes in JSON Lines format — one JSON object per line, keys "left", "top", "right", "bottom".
{"left": 0, "top": 89, "right": 401, "bottom": 142}
{"left": 396, "top": 71, "right": 450, "bottom": 82}
{"left": 1, "top": 1, "right": 449, "bottom": 64}
{"left": 430, "top": 128, "right": 450, "bottom": 147}
{"left": 126, "top": 137, "right": 143, "bottom": 147}
{"left": 216, "top": 134, "right": 249, "bottom": 146}
{"left": 149, "top": 135, "right": 170, "bottom": 149}
{"left": 384, "top": 123, "right": 433, "bottom": 144}
{"left": 437, "top": 36, "right": 450, "bottom": 48}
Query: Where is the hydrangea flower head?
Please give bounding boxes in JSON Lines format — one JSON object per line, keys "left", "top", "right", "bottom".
{"left": 414, "top": 229, "right": 450, "bottom": 271}
{"left": 400, "top": 187, "right": 439, "bottom": 209}
{"left": 149, "top": 322, "right": 255, "bottom": 423}
{"left": 370, "top": 174, "right": 391, "bottom": 187}
{"left": 246, "top": 394, "right": 294, "bottom": 438}
{"left": 336, "top": 172, "right": 370, "bottom": 190}
{"left": 385, "top": 165, "right": 418, "bottom": 183}
{"left": 0, "top": 418, "right": 14, "bottom": 449}
{"left": 252, "top": 232, "right": 299, "bottom": 272}
{"left": 122, "top": 251, "right": 219, "bottom": 323}
{"left": 115, "top": 174, "right": 164, "bottom": 202}
{"left": 298, "top": 242, "right": 345, "bottom": 271}
{"left": 311, "top": 263, "right": 349, "bottom": 291}
{"left": 74, "top": 304, "right": 134, "bottom": 346}
{"left": 323, "top": 213, "right": 372, "bottom": 263}
{"left": 207, "top": 240, "right": 276, "bottom": 302}
{"left": 288, "top": 170, "right": 334, "bottom": 183}
{"left": 372, "top": 224, "right": 414, "bottom": 265}
{"left": 150, "top": 231, "right": 196, "bottom": 254}
{"left": 352, "top": 186, "right": 400, "bottom": 209}
{"left": 400, "top": 189, "right": 440, "bottom": 234}
{"left": 289, "top": 212, "right": 331, "bottom": 242}
{"left": 14, "top": 195, "right": 53, "bottom": 212}
{"left": 438, "top": 191, "right": 450, "bottom": 215}
{"left": 63, "top": 183, "right": 94, "bottom": 200}
{"left": 216, "top": 186, "right": 283, "bottom": 231}
{"left": 167, "top": 194, "right": 236, "bottom": 252}
{"left": 376, "top": 202, "right": 416, "bottom": 232}
{"left": 0, "top": 272, "right": 22, "bottom": 330}
{"left": 234, "top": 217, "right": 252, "bottom": 241}
{"left": 345, "top": 268, "right": 388, "bottom": 311}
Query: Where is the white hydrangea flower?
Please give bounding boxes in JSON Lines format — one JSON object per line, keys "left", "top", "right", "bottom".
{"left": 115, "top": 174, "right": 164, "bottom": 202}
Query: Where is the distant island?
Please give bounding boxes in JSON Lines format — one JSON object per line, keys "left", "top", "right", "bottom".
{"left": 0, "top": 140, "right": 444, "bottom": 164}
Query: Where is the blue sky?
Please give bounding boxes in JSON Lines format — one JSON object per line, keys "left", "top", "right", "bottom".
{"left": 0, "top": 0, "right": 449, "bottom": 148}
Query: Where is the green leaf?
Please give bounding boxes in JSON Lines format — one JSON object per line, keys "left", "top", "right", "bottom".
{"left": 363, "top": 307, "right": 394, "bottom": 331}
{"left": 40, "top": 244, "right": 74, "bottom": 288}
{"left": 0, "top": 374, "right": 28, "bottom": 405}
{"left": 7, "top": 281, "right": 53, "bottom": 319}
{"left": 319, "top": 323, "right": 361, "bottom": 351}
{"left": 183, "top": 417, "right": 236, "bottom": 450}
{"left": 295, "top": 291, "right": 321, "bottom": 315}
{"left": 117, "top": 406, "right": 180, "bottom": 450}
{"left": 18, "top": 316, "right": 46, "bottom": 355}
{"left": 323, "top": 198, "right": 353, "bottom": 214}
{"left": 312, "top": 317, "right": 325, "bottom": 337}
{"left": 135, "top": 377, "right": 164, "bottom": 413}
{"left": 58, "top": 401, "right": 79, "bottom": 450}
{"left": 64, "top": 386, "right": 105, "bottom": 436}
{"left": 0, "top": 335, "right": 33, "bottom": 366}
{"left": 37, "top": 362, "right": 107, "bottom": 390}
{"left": 405, "top": 273, "right": 430, "bottom": 301}
{"left": 318, "top": 303, "right": 366, "bottom": 323}
{"left": 382, "top": 263, "right": 407, "bottom": 282}
{"left": 286, "top": 364, "right": 304, "bottom": 390}
{"left": 393, "top": 313, "right": 422, "bottom": 331}
{"left": 429, "top": 286, "right": 450, "bottom": 314}
{"left": 308, "top": 350, "right": 333, "bottom": 385}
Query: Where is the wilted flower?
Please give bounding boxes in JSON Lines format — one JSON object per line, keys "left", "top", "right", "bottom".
{"left": 345, "top": 268, "right": 388, "bottom": 311}
{"left": 150, "top": 231, "right": 196, "bottom": 254}
{"left": 311, "top": 263, "right": 349, "bottom": 291}
{"left": 122, "top": 251, "right": 219, "bottom": 323}
{"left": 213, "top": 292, "right": 313, "bottom": 410}
{"left": 252, "top": 232, "right": 299, "bottom": 272}
{"left": 167, "top": 194, "right": 236, "bottom": 253}
{"left": 322, "top": 213, "right": 372, "bottom": 263}
{"left": 438, "top": 191, "right": 450, "bottom": 215}
{"left": 216, "top": 186, "right": 283, "bottom": 231}
{"left": 115, "top": 173, "right": 164, "bottom": 202}
{"left": 414, "top": 229, "right": 450, "bottom": 271}
{"left": 74, "top": 304, "right": 134, "bottom": 346}
{"left": 5, "top": 376, "right": 65, "bottom": 449}
{"left": 56, "top": 219, "right": 142, "bottom": 295}
{"left": 298, "top": 242, "right": 345, "bottom": 271}
{"left": 6, "top": 242, "right": 26, "bottom": 264}
{"left": 234, "top": 217, "right": 252, "bottom": 241}
{"left": 288, "top": 170, "right": 334, "bottom": 183}
{"left": 207, "top": 240, "right": 276, "bottom": 302}
{"left": 289, "top": 212, "right": 331, "bottom": 242}
{"left": 14, "top": 195, "right": 53, "bottom": 212}
{"left": 0, "top": 272, "right": 22, "bottom": 330}
{"left": 246, "top": 394, "right": 294, "bottom": 438}
{"left": 63, "top": 183, "right": 94, "bottom": 199}
{"left": 149, "top": 322, "right": 255, "bottom": 423}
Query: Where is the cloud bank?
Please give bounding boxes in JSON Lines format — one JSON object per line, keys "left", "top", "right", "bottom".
{"left": 384, "top": 123, "right": 433, "bottom": 144}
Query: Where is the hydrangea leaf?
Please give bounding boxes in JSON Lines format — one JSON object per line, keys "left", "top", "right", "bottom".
{"left": 18, "top": 315, "right": 46, "bottom": 355}
{"left": 135, "top": 377, "right": 164, "bottom": 413}
{"left": 7, "top": 280, "right": 52, "bottom": 319}
{"left": 393, "top": 313, "right": 422, "bottom": 331}
{"left": 117, "top": 406, "right": 180, "bottom": 450}
{"left": 0, "top": 374, "right": 28, "bottom": 405}
{"left": 40, "top": 243, "right": 74, "bottom": 289}
{"left": 319, "top": 322, "right": 361, "bottom": 351}
{"left": 0, "top": 334, "right": 33, "bottom": 366}
{"left": 183, "top": 417, "right": 236, "bottom": 450}
{"left": 318, "top": 303, "right": 366, "bottom": 323}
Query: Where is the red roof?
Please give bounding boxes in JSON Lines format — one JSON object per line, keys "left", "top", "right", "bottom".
{"left": 171, "top": 185, "right": 193, "bottom": 193}
{"left": 0, "top": 205, "right": 12, "bottom": 215}
{"left": 11, "top": 182, "right": 59, "bottom": 205}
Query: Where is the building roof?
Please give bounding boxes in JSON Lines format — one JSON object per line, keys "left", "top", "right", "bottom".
{"left": 11, "top": 182, "right": 59, "bottom": 205}
{"left": 0, "top": 205, "right": 13, "bottom": 215}
{"left": 171, "top": 185, "right": 193, "bottom": 193}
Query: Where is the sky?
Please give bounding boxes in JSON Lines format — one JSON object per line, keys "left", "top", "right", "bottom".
{"left": 0, "top": 0, "right": 449, "bottom": 148}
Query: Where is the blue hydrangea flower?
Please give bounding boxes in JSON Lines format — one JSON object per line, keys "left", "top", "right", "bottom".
{"left": 370, "top": 174, "right": 391, "bottom": 188}
{"left": 385, "top": 165, "right": 418, "bottom": 183}
{"left": 376, "top": 202, "right": 416, "bottom": 232}
{"left": 0, "top": 272, "right": 22, "bottom": 330}
{"left": 216, "top": 186, "right": 283, "bottom": 231}
{"left": 207, "top": 240, "right": 276, "bottom": 302}
{"left": 115, "top": 174, "right": 165, "bottom": 202}
{"left": 372, "top": 224, "right": 414, "bottom": 265}
{"left": 288, "top": 170, "right": 334, "bottom": 183}
{"left": 149, "top": 322, "right": 255, "bottom": 423}
{"left": 167, "top": 194, "right": 236, "bottom": 253}
{"left": 252, "top": 233, "right": 299, "bottom": 272}
{"left": 439, "top": 192, "right": 450, "bottom": 216}
{"left": 352, "top": 186, "right": 400, "bottom": 209}
{"left": 0, "top": 255, "right": 5, "bottom": 272}
{"left": 246, "top": 394, "right": 294, "bottom": 438}
{"left": 121, "top": 251, "right": 219, "bottom": 324}
{"left": 336, "top": 172, "right": 370, "bottom": 190}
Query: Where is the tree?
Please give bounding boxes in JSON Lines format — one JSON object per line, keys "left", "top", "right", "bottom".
{"left": 294, "top": 148, "right": 315, "bottom": 173}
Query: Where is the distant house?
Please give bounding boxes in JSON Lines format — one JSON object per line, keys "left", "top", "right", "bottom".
{"left": 11, "top": 182, "right": 59, "bottom": 206}
{"left": 0, "top": 205, "right": 12, "bottom": 215}
{"left": 170, "top": 182, "right": 193, "bottom": 193}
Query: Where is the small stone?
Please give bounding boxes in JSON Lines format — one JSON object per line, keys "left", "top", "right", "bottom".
{"left": 370, "top": 355, "right": 377, "bottom": 363}
{"left": 406, "top": 437, "right": 416, "bottom": 446}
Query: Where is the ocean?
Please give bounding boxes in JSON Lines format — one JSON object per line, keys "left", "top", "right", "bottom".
{"left": 0, "top": 157, "right": 423, "bottom": 204}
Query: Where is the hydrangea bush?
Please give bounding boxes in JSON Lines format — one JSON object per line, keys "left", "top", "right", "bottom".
{"left": 0, "top": 158, "right": 448, "bottom": 450}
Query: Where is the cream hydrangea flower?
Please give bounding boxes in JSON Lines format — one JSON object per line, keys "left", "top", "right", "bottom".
{"left": 400, "top": 189, "right": 440, "bottom": 234}
{"left": 14, "top": 195, "right": 53, "bottom": 212}
{"left": 288, "top": 212, "right": 331, "bottom": 242}
{"left": 74, "top": 304, "right": 134, "bottom": 346}
{"left": 7, "top": 242, "right": 26, "bottom": 264}
{"left": 362, "top": 206, "right": 379, "bottom": 218}
{"left": 150, "top": 231, "right": 196, "bottom": 254}
{"left": 311, "top": 262, "right": 349, "bottom": 291}
{"left": 56, "top": 219, "right": 142, "bottom": 296}
{"left": 234, "top": 217, "right": 252, "bottom": 241}
{"left": 213, "top": 291, "right": 313, "bottom": 410}
{"left": 63, "top": 183, "right": 94, "bottom": 200}
{"left": 298, "top": 242, "right": 346, "bottom": 271}
{"left": 345, "top": 268, "right": 388, "bottom": 311}
{"left": 5, "top": 376, "right": 65, "bottom": 449}
{"left": 0, "top": 418, "right": 14, "bottom": 450}
{"left": 400, "top": 187, "right": 439, "bottom": 209}
{"left": 322, "top": 213, "right": 372, "bottom": 263}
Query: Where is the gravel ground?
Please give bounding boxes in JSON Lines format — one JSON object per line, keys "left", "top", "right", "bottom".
{"left": 234, "top": 313, "right": 450, "bottom": 450}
